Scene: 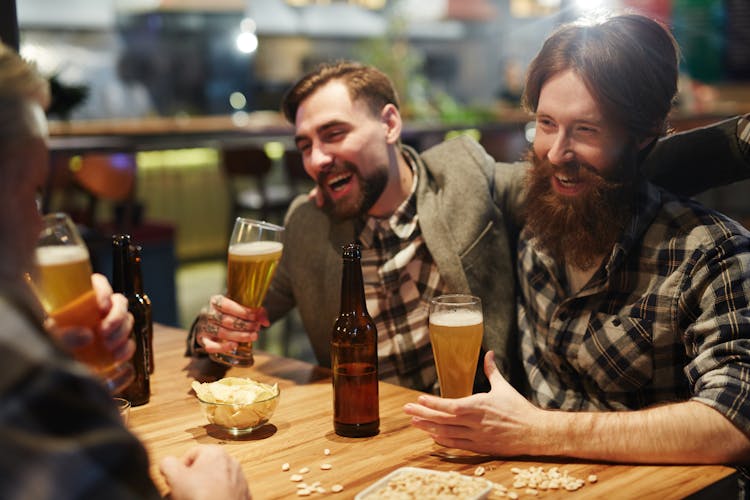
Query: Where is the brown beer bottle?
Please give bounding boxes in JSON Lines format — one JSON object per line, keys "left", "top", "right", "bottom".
{"left": 132, "top": 245, "right": 154, "bottom": 374}
{"left": 331, "top": 243, "right": 379, "bottom": 437}
{"left": 112, "top": 235, "right": 150, "bottom": 406}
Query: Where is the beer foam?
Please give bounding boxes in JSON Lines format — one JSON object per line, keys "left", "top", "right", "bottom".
{"left": 36, "top": 245, "right": 90, "bottom": 265}
{"left": 229, "top": 240, "right": 283, "bottom": 256}
{"left": 430, "top": 309, "right": 483, "bottom": 327}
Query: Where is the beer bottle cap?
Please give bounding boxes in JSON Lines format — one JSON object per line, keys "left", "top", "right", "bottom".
{"left": 342, "top": 242, "right": 361, "bottom": 259}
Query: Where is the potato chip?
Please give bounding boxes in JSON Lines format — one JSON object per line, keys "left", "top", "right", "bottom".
{"left": 192, "top": 377, "right": 278, "bottom": 404}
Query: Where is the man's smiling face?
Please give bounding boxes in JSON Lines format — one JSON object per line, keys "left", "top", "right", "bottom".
{"left": 293, "top": 80, "right": 391, "bottom": 220}
{"left": 532, "top": 68, "right": 630, "bottom": 193}
{"left": 524, "top": 69, "right": 639, "bottom": 269}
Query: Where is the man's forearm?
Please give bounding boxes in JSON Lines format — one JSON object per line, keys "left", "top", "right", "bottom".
{"left": 537, "top": 400, "right": 750, "bottom": 464}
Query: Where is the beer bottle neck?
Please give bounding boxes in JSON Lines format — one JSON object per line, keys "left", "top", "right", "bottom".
{"left": 112, "top": 235, "right": 135, "bottom": 296}
{"left": 132, "top": 245, "right": 145, "bottom": 297}
{"left": 339, "top": 256, "right": 368, "bottom": 316}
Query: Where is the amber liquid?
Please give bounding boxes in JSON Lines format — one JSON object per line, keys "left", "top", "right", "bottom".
{"left": 218, "top": 240, "right": 283, "bottom": 364}
{"left": 226, "top": 241, "right": 283, "bottom": 308}
{"left": 35, "top": 246, "right": 95, "bottom": 318}
{"left": 332, "top": 360, "right": 379, "bottom": 437}
{"left": 34, "top": 246, "right": 116, "bottom": 372}
{"left": 429, "top": 310, "right": 483, "bottom": 398}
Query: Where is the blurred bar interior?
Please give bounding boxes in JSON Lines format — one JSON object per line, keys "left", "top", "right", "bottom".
{"left": 4, "top": 0, "right": 750, "bottom": 358}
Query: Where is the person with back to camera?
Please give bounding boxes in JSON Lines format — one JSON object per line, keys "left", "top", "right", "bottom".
{"left": 0, "top": 41, "right": 251, "bottom": 500}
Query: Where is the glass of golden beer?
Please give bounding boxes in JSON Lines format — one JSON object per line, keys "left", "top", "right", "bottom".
{"left": 429, "top": 294, "right": 483, "bottom": 398}
{"left": 210, "top": 217, "right": 284, "bottom": 367}
{"left": 29, "top": 213, "right": 135, "bottom": 394}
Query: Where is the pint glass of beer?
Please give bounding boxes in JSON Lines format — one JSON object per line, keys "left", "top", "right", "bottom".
{"left": 29, "top": 213, "right": 135, "bottom": 394}
{"left": 210, "top": 217, "right": 284, "bottom": 367}
{"left": 429, "top": 294, "right": 483, "bottom": 398}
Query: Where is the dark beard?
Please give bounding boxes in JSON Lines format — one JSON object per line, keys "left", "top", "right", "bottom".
{"left": 522, "top": 148, "right": 637, "bottom": 270}
{"left": 318, "top": 161, "right": 388, "bottom": 221}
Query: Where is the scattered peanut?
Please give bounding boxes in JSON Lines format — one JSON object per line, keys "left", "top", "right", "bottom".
{"left": 282, "top": 456, "right": 599, "bottom": 498}
{"left": 510, "top": 466, "right": 588, "bottom": 493}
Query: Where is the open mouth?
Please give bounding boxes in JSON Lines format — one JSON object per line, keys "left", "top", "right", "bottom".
{"left": 555, "top": 173, "right": 579, "bottom": 187}
{"left": 327, "top": 172, "right": 353, "bottom": 192}
{"left": 552, "top": 173, "right": 584, "bottom": 195}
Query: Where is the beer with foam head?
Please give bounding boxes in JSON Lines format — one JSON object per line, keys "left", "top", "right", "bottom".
{"left": 227, "top": 241, "right": 283, "bottom": 308}
{"left": 211, "top": 217, "right": 284, "bottom": 367}
{"left": 34, "top": 245, "right": 96, "bottom": 325}
{"left": 34, "top": 244, "right": 118, "bottom": 371}
{"left": 29, "top": 213, "right": 134, "bottom": 394}
{"left": 429, "top": 295, "right": 483, "bottom": 398}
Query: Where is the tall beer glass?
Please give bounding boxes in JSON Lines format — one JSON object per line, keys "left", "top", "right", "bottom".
{"left": 29, "top": 213, "right": 135, "bottom": 394}
{"left": 429, "top": 294, "right": 483, "bottom": 398}
{"left": 210, "top": 217, "right": 284, "bottom": 367}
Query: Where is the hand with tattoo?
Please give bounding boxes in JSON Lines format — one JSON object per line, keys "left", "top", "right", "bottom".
{"left": 194, "top": 295, "right": 270, "bottom": 354}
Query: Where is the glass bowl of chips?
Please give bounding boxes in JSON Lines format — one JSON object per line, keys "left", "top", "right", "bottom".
{"left": 192, "top": 377, "right": 280, "bottom": 435}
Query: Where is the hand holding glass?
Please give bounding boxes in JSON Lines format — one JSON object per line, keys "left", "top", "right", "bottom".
{"left": 210, "top": 217, "right": 284, "bottom": 367}
{"left": 429, "top": 294, "right": 483, "bottom": 398}
{"left": 29, "top": 213, "right": 135, "bottom": 394}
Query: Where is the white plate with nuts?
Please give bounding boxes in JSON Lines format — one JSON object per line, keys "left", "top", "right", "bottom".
{"left": 355, "top": 466, "right": 493, "bottom": 499}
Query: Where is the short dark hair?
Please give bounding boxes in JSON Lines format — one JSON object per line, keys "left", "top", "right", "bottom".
{"left": 281, "top": 61, "right": 400, "bottom": 124}
{"left": 523, "top": 14, "right": 680, "bottom": 140}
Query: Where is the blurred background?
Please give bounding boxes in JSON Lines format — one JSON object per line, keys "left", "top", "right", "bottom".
{"left": 6, "top": 0, "right": 750, "bottom": 359}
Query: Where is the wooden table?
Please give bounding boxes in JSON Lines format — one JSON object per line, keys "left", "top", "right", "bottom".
{"left": 131, "top": 324, "right": 738, "bottom": 499}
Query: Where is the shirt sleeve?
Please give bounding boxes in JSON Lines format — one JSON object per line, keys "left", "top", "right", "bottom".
{"left": 682, "top": 233, "right": 750, "bottom": 436}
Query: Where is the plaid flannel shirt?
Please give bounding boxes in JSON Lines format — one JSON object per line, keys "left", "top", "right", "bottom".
{"left": 358, "top": 157, "right": 446, "bottom": 393}
{"left": 0, "top": 289, "right": 160, "bottom": 499}
{"left": 518, "top": 181, "right": 750, "bottom": 435}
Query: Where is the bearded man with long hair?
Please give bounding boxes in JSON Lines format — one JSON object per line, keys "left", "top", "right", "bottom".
{"left": 406, "top": 14, "right": 750, "bottom": 473}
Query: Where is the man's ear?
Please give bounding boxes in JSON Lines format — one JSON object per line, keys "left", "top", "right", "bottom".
{"left": 381, "top": 104, "right": 402, "bottom": 145}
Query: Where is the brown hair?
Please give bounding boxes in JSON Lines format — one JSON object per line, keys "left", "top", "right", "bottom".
{"left": 522, "top": 14, "right": 680, "bottom": 140}
{"left": 281, "top": 61, "right": 399, "bottom": 123}
{"left": 0, "top": 42, "right": 50, "bottom": 145}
